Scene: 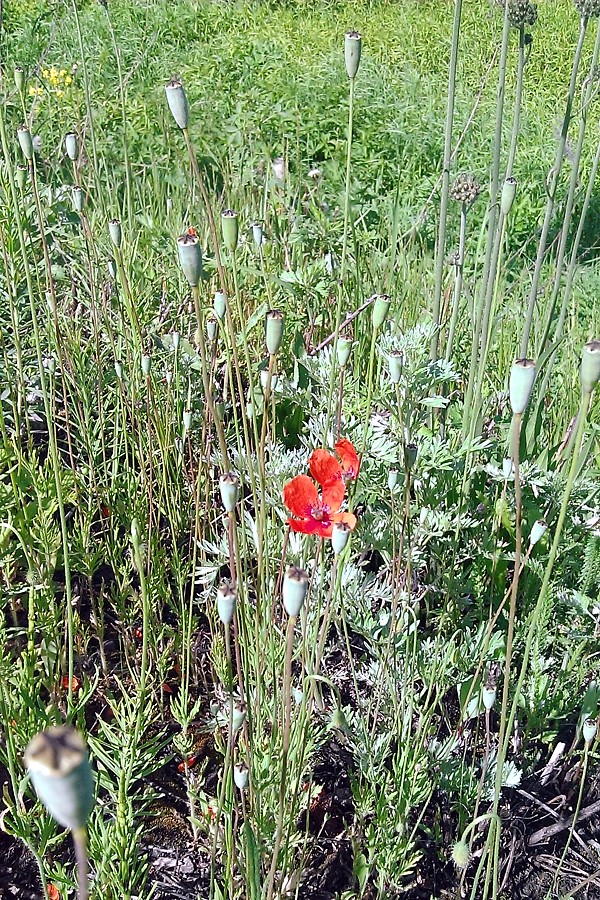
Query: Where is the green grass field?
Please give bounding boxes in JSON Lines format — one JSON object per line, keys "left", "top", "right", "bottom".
{"left": 1, "top": 0, "right": 600, "bottom": 898}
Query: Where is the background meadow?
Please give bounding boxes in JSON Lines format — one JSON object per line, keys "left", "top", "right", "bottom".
{"left": 1, "top": 0, "right": 600, "bottom": 899}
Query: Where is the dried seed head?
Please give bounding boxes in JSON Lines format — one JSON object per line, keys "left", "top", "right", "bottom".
{"left": 505, "top": 0, "right": 538, "bottom": 27}
{"left": 24, "top": 726, "right": 94, "bottom": 830}
{"left": 450, "top": 173, "right": 480, "bottom": 205}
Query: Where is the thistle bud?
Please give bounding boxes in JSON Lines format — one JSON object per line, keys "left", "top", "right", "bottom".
{"left": 183, "top": 408, "right": 192, "bottom": 432}
{"left": 141, "top": 354, "right": 151, "bottom": 377}
{"left": 17, "top": 125, "right": 33, "bottom": 161}
{"left": 219, "top": 472, "right": 239, "bottom": 513}
{"left": 388, "top": 351, "right": 403, "bottom": 383}
{"left": 221, "top": 209, "right": 239, "bottom": 252}
{"left": 165, "top": 78, "right": 189, "bottom": 130}
{"left": 109, "top": 218, "right": 122, "bottom": 249}
{"left": 529, "top": 519, "right": 547, "bottom": 546}
{"left": 14, "top": 67, "right": 25, "bottom": 92}
{"left": 583, "top": 717, "right": 597, "bottom": 744}
{"left": 501, "top": 177, "right": 517, "bottom": 216}
{"left": 16, "top": 165, "right": 27, "bottom": 191}
{"left": 72, "top": 186, "right": 85, "bottom": 213}
{"left": 332, "top": 522, "right": 351, "bottom": 555}
{"left": 337, "top": 336, "right": 353, "bottom": 367}
{"left": 233, "top": 763, "right": 249, "bottom": 790}
{"left": 206, "top": 316, "right": 217, "bottom": 341}
{"left": 24, "top": 727, "right": 94, "bottom": 830}
{"left": 214, "top": 290, "right": 226, "bottom": 319}
{"left": 509, "top": 358, "right": 536, "bottom": 415}
{"left": 405, "top": 443, "right": 418, "bottom": 470}
{"left": 177, "top": 229, "right": 202, "bottom": 287}
{"left": 282, "top": 565, "right": 309, "bottom": 617}
{"left": 580, "top": 340, "right": 600, "bottom": 394}
{"left": 64, "top": 134, "right": 78, "bottom": 165}
{"left": 388, "top": 469, "right": 398, "bottom": 490}
{"left": 266, "top": 309, "right": 284, "bottom": 355}
{"left": 372, "top": 294, "right": 391, "bottom": 329}
{"left": 344, "top": 31, "right": 362, "bottom": 79}
{"left": 216, "top": 581, "right": 236, "bottom": 626}
{"left": 252, "top": 222, "right": 264, "bottom": 247}
{"left": 482, "top": 685, "right": 496, "bottom": 711}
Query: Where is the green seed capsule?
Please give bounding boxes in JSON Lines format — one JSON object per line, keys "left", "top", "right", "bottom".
{"left": 265, "top": 309, "right": 284, "bottom": 355}
{"left": 16, "top": 165, "right": 27, "bottom": 191}
{"left": 217, "top": 581, "right": 236, "bottom": 625}
{"left": 109, "top": 218, "right": 122, "bottom": 249}
{"left": 221, "top": 209, "right": 239, "bottom": 252}
{"left": 509, "top": 358, "right": 536, "bottom": 415}
{"left": 219, "top": 472, "right": 239, "bottom": 513}
{"left": 165, "top": 78, "right": 189, "bottom": 130}
{"left": 72, "top": 186, "right": 85, "bottom": 213}
{"left": 372, "top": 294, "right": 391, "bottom": 329}
{"left": 65, "top": 132, "right": 78, "bottom": 161}
{"left": 177, "top": 229, "right": 202, "bottom": 287}
{"left": 282, "top": 565, "right": 309, "bottom": 617}
{"left": 344, "top": 31, "right": 362, "bottom": 79}
{"left": 17, "top": 125, "right": 33, "bottom": 161}
{"left": 14, "top": 67, "right": 25, "bottom": 92}
{"left": 337, "top": 337, "right": 353, "bottom": 367}
{"left": 501, "top": 177, "right": 517, "bottom": 216}
{"left": 580, "top": 340, "right": 600, "bottom": 394}
{"left": 24, "top": 727, "right": 94, "bottom": 830}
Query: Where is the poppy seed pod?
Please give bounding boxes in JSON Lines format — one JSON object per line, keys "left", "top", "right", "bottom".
{"left": 24, "top": 727, "right": 94, "bottom": 830}
{"left": 501, "top": 177, "right": 517, "bottom": 216}
{"left": 65, "top": 132, "right": 78, "bottom": 161}
{"left": 332, "top": 521, "right": 352, "bottom": 555}
{"left": 529, "top": 518, "right": 547, "bottom": 546}
{"left": 14, "top": 67, "right": 25, "bottom": 92}
{"left": 108, "top": 258, "right": 117, "bottom": 280}
{"left": 372, "top": 294, "right": 391, "bottom": 329}
{"left": 216, "top": 581, "right": 236, "bottom": 626}
{"left": 252, "top": 222, "right": 264, "bottom": 247}
{"left": 206, "top": 316, "right": 217, "bottom": 341}
{"left": 165, "top": 78, "right": 189, "bottom": 130}
{"left": 16, "top": 165, "right": 27, "bottom": 191}
{"left": 388, "top": 351, "right": 403, "bottom": 383}
{"left": 405, "top": 443, "right": 418, "bottom": 470}
{"left": 114, "top": 359, "right": 123, "bottom": 380}
{"left": 214, "top": 290, "right": 226, "bottom": 319}
{"left": 282, "top": 565, "right": 309, "bottom": 617}
{"left": 177, "top": 230, "right": 203, "bottom": 287}
{"left": 109, "top": 218, "right": 122, "bottom": 249}
{"left": 231, "top": 703, "right": 246, "bottom": 733}
{"left": 233, "top": 763, "right": 249, "bottom": 790}
{"left": 580, "top": 340, "right": 600, "bottom": 394}
{"left": 266, "top": 309, "right": 284, "bottom": 355}
{"left": 17, "top": 125, "right": 33, "bottom": 161}
{"left": 583, "top": 717, "right": 597, "bottom": 744}
{"left": 509, "top": 358, "right": 536, "bottom": 415}
{"left": 219, "top": 472, "right": 239, "bottom": 513}
{"left": 141, "top": 354, "right": 151, "bottom": 377}
{"left": 337, "top": 336, "right": 353, "bottom": 367}
{"left": 182, "top": 408, "right": 192, "bottom": 432}
{"left": 388, "top": 469, "right": 398, "bottom": 490}
{"left": 344, "top": 31, "right": 362, "bottom": 79}
{"left": 72, "top": 186, "right": 85, "bottom": 213}
{"left": 221, "top": 209, "right": 239, "bottom": 252}
{"left": 482, "top": 685, "right": 496, "bottom": 711}
{"left": 172, "top": 331, "right": 180, "bottom": 351}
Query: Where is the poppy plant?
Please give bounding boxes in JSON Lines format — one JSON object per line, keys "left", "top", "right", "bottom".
{"left": 308, "top": 438, "right": 360, "bottom": 488}
{"left": 283, "top": 449, "right": 357, "bottom": 538}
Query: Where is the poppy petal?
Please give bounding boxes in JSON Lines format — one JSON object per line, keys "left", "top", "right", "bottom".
{"left": 335, "top": 439, "right": 360, "bottom": 478}
{"left": 331, "top": 511, "right": 357, "bottom": 531}
{"left": 321, "top": 477, "right": 345, "bottom": 512}
{"left": 283, "top": 475, "right": 319, "bottom": 518}
{"left": 287, "top": 517, "right": 323, "bottom": 535}
{"left": 309, "top": 449, "right": 343, "bottom": 488}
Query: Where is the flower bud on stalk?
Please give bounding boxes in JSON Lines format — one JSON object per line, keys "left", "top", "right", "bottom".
{"left": 509, "top": 358, "right": 536, "bottom": 415}
{"left": 344, "top": 31, "right": 362, "bottom": 79}
{"left": 221, "top": 209, "right": 239, "bottom": 252}
{"left": 65, "top": 131, "right": 78, "bottom": 161}
{"left": 165, "top": 78, "right": 189, "bottom": 130}
{"left": 337, "top": 336, "right": 353, "bottom": 367}
{"left": 109, "top": 218, "right": 122, "bottom": 249}
{"left": 16, "top": 165, "right": 27, "bottom": 191}
{"left": 580, "top": 340, "right": 600, "bottom": 394}
{"left": 177, "top": 229, "right": 202, "bottom": 287}
{"left": 266, "top": 309, "right": 284, "bottom": 355}
{"left": 372, "top": 294, "right": 391, "bottom": 329}
{"left": 219, "top": 472, "right": 239, "bottom": 513}
{"left": 17, "top": 125, "right": 33, "bottom": 161}
{"left": 24, "top": 727, "right": 94, "bottom": 830}
{"left": 216, "top": 581, "right": 236, "bottom": 626}
{"left": 501, "top": 177, "right": 517, "bottom": 216}
{"left": 282, "top": 566, "right": 309, "bottom": 617}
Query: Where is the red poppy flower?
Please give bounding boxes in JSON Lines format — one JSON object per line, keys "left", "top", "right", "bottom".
{"left": 308, "top": 439, "right": 360, "bottom": 490}
{"left": 283, "top": 470, "right": 356, "bottom": 538}
{"left": 47, "top": 885, "right": 60, "bottom": 900}
{"left": 335, "top": 438, "right": 360, "bottom": 481}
